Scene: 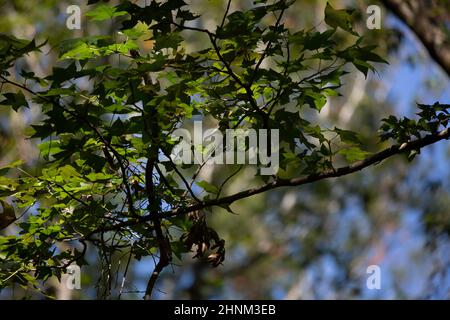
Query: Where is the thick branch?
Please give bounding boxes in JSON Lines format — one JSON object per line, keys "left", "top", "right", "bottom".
{"left": 86, "top": 127, "right": 450, "bottom": 235}
{"left": 162, "top": 127, "right": 450, "bottom": 218}
{"left": 140, "top": 67, "right": 172, "bottom": 300}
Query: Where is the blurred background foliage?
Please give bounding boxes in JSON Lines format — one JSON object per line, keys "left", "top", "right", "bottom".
{"left": 0, "top": 0, "right": 449, "bottom": 299}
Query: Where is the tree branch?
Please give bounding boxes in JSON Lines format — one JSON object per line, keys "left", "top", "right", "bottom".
{"left": 160, "top": 127, "right": 450, "bottom": 218}
{"left": 84, "top": 126, "right": 450, "bottom": 235}
{"left": 139, "top": 62, "right": 172, "bottom": 300}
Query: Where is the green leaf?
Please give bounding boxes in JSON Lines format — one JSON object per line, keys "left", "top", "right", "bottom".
{"left": 338, "top": 147, "right": 371, "bottom": 162}
{"left": 60, "top": 42, "right": 101, "bottom": 60}
{"left": 38, "top": 140, "right": 62, "bottom": 160}
{"left": 218, "top": 204, "right": 236, "bottom": 214}
{"left": 303, "top": 29, "right": 335, "bottom": 50}
{"left": 0, "top": 91, "right": 29, "bottom": 111}
{"left": 304, "top": 91, "right": 327, "bottom": 111}
{"left": 324, "top": 3, "right": 358, "bottom": 36}
{"left": 353, "top": 59, "right": 375, "bottom": 78}
{"left": 46, "top": 63, "right": 77, "bottom": 84}
{"left": 86, "top": 4, "right": 128, "bottom": 21}
{"left": 86, "top": 172, "right": 113, "bottom": 182}
{"left": 122, "top": 22, "right": 152, "bottom": 40}
{"left": 41, "top": 88, "right": 76, "bottom": 97}
{"left": 59, "top": 36, "right": 110, "bottom": 57}
{"left": 0, "top": 160, "right": 24, "bottom": 176}
{"left": 334, "top": 128, "right": 362, "bottom": 145}
{"left": 59, "top": 165, "right": 82, "bottom": 179}
{"left": 196, "top": 180, "right": 219, "bottom": 194}
{"left": 104, "top": 40, "right": 139, "bottom": 55}
{"left": 154, "top": 33, "right": 183, "bottom": 51}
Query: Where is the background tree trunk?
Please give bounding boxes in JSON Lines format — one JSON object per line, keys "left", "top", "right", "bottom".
{"left": 381, "top": 0, "right": 450, "bottom": 76}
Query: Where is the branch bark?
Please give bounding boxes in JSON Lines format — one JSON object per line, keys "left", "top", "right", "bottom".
{"left": 161, "top": 127, "right": 450, "bottom": 218}
{"left": 140, "top": 68, "right": 172, "bottom": 300}
{"left": 85, "top": 126, "right": 450, "bottom": 235}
